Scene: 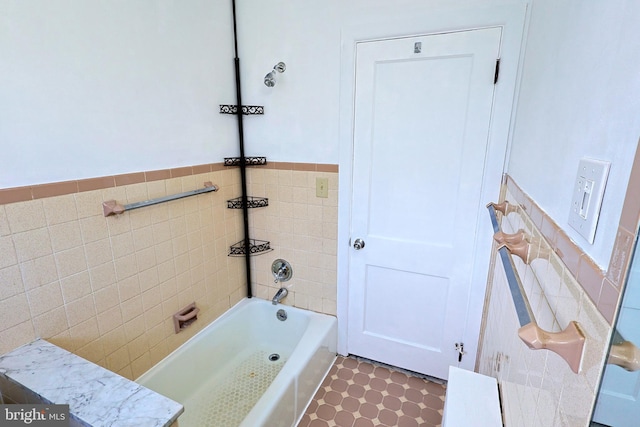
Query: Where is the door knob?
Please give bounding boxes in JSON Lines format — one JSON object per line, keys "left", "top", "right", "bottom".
{"left": 353, "top": 238, "right": 365, "bottom": 250}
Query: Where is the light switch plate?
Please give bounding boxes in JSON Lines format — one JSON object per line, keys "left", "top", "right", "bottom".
{"left": 568, "top": 158, "right": 610, "bottom": 244}
{"left": 316, "top": 177, "right": 329, "bottom": 198}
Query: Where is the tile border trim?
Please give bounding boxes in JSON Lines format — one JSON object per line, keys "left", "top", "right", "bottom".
{"left": 0, "top": 162, "right": 339, "bottom": 205}
{"left": 504, "top": 173, "right": 638, "bottom": 325}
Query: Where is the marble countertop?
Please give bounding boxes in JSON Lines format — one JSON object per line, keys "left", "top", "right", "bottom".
{"left": 0, "top": 339, "right": 183, "bottom": 427}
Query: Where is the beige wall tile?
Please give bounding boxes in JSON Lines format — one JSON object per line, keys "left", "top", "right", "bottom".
{"left": 5, "top": 201, "right": 46, "bottom": 233}
{"left": 132, "top": 226, "right": 154, "bottom": 251}
{"left": 130, "top": 352, "right": 152, "bottom": 380}
{"left": 75, "top": 339, "right": 104, "bottom": 365}
{"left": 65, "top": 294, "right": 97, "bottom": 327}
{"left": 106, "top": 214, "right": 132, "bottom": 236}
{"left": 0, "top": 293, "right": 32, "bottom": 331}
{"left": 152, "top": 221, "right": 172, "bottom": 244}
{"left": 127, "top": 332, "right": 149, "bottom": 360}
{"left": 0, "top": 206, "right": 10, "bottom": 236}
{"left": 89, "top": 262, "right": 117, "bottom": 292}
{"left": 12, "top": 228, "right": 52, "bottom": 263}
{"left": 110, "top": 232, "right": 135, "bottom": 259}
{"left": 85, "top": 239, "right": 113, "bottom": 268}
{"left": 26, "top": 281, "right": 64, "bottom": 317}
{"left": 0, "top": 320, "right": 35, "bottom": 355}
{"left": 139, "top": 267, "right": 160, "bottom": 293}
{"left": 0, "top": 265, "right": 24, "bottom": 300}
{"left": 0, "top": 236, "right": 17, "bottom": 270}
{"left": 143, "top": 303, "right": 164, "bottom": 329}
{"left": 117, "top": 276, "right": 141, "bottom": 303}
{"left": 149, "top": 204, "right": 170, "bottom": 225}
{"left": 101, "top": 325, "right": 126, "bottom": 356}
{"left": 154, "top": 241, "right": 173, "bottom": 265}
{"left": 69, "top": 318, "right": 100, "bottom": 345}
{"left": 79, "top": 215, "right": 109, "bottom": 244}
{"left": 124, "top": 315, "right": 146, "bottom": 342}
{"left": 121, "top": 295, "right": 143, "bottom": 323}
{"left": 42, "top": 194, "right": 78, "bottom": 226}
{"left": 129, "top": 209, "right": 152, "bottom": 231}
{"left": 94, "top": 284, "right": 119, "bottom": 314}
{"left": 106, "top": 345, "right": 130, "bottom": 373}
{"left": 33, "top": 306, "right": 68, "bottom": 338}
{"left": 136, "top": 247, "right": 157, "bottom": 272}
{"left": 55, "top": 247, "right": 88, "bottom": 279}
{"left": 19, "top": 255, "right": 57, "bottom": 291}
{"left": 60, "top": 272, "right": 92, "bottom": 303}
{"left": 96, "top": 305, "right": 124, "bottom": 336}
{"left": 114, "top": 255, "right": 137, "bottom": 281}
{"left": 74, "top": 191, "right": 104, "bottom": 219}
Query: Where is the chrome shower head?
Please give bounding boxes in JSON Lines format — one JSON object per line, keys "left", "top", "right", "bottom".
{"left": 264, "top": 71, "right": 277, "bottom": 87}
{"left": 264, "top": 62, "right": 286, "bottom": 87}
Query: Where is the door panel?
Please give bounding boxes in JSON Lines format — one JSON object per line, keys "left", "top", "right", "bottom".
{"left": 364, "top": 266, "right": 448, "bottom": 350}
{"left": 347, "top": 28, "right": 501, "bottom": 379}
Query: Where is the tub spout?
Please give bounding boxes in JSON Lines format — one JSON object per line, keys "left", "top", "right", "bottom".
{"left": 272, "top": 287, "right": 288, "bottom": 305}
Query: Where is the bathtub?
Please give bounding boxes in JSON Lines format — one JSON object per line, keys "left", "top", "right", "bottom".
{"left": 136, "top": 298, "right": 337, "bottom": 427}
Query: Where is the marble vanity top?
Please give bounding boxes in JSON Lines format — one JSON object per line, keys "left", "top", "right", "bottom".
{"left": 0, "top": 339, "right": 183, "bottom": 427}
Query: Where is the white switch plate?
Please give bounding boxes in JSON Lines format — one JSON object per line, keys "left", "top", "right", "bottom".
{"left": 568, "top": 158, "right": 610, "bottom": 244}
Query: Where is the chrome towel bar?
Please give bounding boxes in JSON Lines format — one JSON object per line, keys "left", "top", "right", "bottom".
{"left": 103, "top": 181, "right": 218, "bottom": 217}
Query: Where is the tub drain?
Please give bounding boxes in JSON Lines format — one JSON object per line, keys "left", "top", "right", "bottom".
{"left": 268, "top": 353, "right": 280, "bottom": 362}
{"left": 276, "top": 309, "right": 287, "bottom": 321}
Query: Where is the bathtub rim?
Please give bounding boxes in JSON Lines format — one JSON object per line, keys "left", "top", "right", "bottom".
{"left": 135, "top": 297, "right": 334, "bottom": 383}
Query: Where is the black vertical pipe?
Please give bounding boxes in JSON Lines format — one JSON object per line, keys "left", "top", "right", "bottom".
{"left": 231, "top": 0, "right": 252, "bottom": 298}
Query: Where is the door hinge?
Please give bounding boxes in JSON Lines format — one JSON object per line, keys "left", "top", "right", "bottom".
{"left": 455, "top": 342, "right": 466, "bottom": 362}
{"left": 494, "top": 59, "right": 501, "bottom": 84}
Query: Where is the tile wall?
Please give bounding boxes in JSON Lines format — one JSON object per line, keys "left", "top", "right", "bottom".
{"left": 0, "top": 162, "right": 339, "bottom": 381}
{"left": 478, "top": 181, "right": 610, "bottom": 425}
{"left": 246, "top": 165, "right": 339, "bottom": 316}
{"left": 477, "top": 159, "right": 640, "bottom": 426}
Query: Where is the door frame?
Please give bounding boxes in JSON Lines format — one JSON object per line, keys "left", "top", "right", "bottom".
{"left": 336, "top": 3, "right": 530, "bottom": 371}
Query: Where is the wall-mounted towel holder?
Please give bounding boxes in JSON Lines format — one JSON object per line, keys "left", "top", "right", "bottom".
{"left": 490, "top": 200, "right": 519, "bottom": 216}
{"left": 607, "top": 329, "right": 640, "bottom": 371}
{"left": 103, "top": 182, "right": 218, "bottom": 217}
{"left": 487, "top": 202, "right": 585, "bottom": 373}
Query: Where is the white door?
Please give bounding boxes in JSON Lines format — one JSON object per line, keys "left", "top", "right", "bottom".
{"left": 347, "top": 28, "right": 502, "bottom": 380}
{"left": 593, "top": 246, "right": 640, "bottom": 426}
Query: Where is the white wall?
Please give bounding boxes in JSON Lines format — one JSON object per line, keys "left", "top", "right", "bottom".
{"left": 235, "top": 0, "right": 640, "bottom": 268}
{"left": 3, "top": 0, "right": 637, "bottom": 272}
{"left": 507, "top": 0, "right": 640, "bottom": 268}
{"left": 0, "top": 0, "right": 237, "bottom": 188}
{"left": 234, "top": 0, "right": 525, "bottom": 164}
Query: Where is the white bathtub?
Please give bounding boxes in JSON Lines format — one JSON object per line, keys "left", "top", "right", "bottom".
{"left": 136, "top": 298, "right": 337, "bottom": 427}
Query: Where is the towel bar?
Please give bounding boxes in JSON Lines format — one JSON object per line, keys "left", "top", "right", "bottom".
{"left": 103, "top": 182, "right": 218, "bottom": 217}
{"left": 487, "top": 202, "right": 585, "bottom": 373}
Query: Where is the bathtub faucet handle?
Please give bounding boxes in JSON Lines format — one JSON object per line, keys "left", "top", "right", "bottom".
{"left": 271, "top": 259, "right": 293, "bottom": 284}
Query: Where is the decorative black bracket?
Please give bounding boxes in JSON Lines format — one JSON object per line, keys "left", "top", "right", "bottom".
{"left": 227, "top": 196, "right": 269, "bottom": 209}
{"left": 224, "top": 157, "right": 267, "bottom": 166}
{"left": 229, "top": 239, "right": 272, "bottom": 257}
{"left": 219, "top": 105, "right": 264, "bottom": 115}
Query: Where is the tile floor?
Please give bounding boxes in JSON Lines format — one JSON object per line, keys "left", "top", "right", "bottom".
{"left": 298, "top": 356, "right": 446, "bottom": 427}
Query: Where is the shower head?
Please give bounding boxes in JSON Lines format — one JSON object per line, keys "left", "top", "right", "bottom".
{"left": 264, "top": 71, "right": 277, "bottom": 87}
{"left": 264, "top": 62, "right": 286, "bottom": 87}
